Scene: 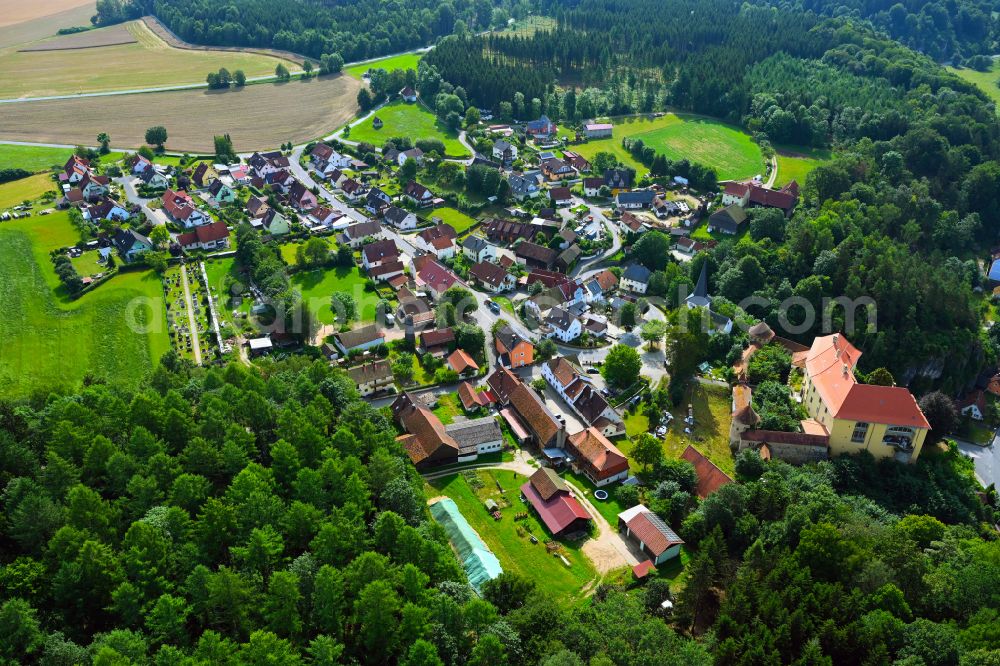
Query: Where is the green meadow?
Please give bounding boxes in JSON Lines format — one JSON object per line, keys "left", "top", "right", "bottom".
{"left": 0, "top": 212, "right": 169, "bottom": 397}
{"left": 570, "top": 113, "right": 765, "bottom": 181}
{"left": 349, "top": 101, "right": 469, "bottom": 157}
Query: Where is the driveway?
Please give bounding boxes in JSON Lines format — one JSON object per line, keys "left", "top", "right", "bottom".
{"left": 116, "top": 176, "right": 169, "bottom": 226}
{"left": 956, "top": 437, "right": 999, "bottom": 488}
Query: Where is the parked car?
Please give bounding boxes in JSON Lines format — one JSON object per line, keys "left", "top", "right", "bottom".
{"left": 655, "top": 426, "right": 667, "bottom": 437}
{"left": 486, "top": 299, "right": 501, "bottom": 313}
{"left": 587, "top": 367, "right": 600, "bottom": 374}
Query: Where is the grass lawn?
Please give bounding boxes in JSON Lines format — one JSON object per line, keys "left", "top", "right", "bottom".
{"left": 774, "top": 145, "right": 834, "bottom": 187}
{"left": 569, "top": 113, "right": 764, "bottom": 182}
{"left": 432, "top": 393, "right": 463, "bottom": 424}
{"left": 427, "top": 469, "right": 598, "bottom": 601}
{"left": 621, "top": 383, "right": 736, "bottom": 476}
{"left": 430, "top": 206, "right": 479, "bottom": 235}
{"left": 0, "top": 173, "right": 57, "bottom": 208}
{"left": 349, "top": 101, "right": 469, "bottom": 158}
{"left": 0, "top": 212, "right": 169, "bottom": 397}
{"left": 561, "top": 468, "right": 626, "bottom": 526}
{"left": 345, "top": 53, "right": 422, "bottom": 79}
{"left": 291, "top": 264, "right": 381, "bottom": 325}
{"left": 492, "top": 296, "right": 515, "bottom": 315}
{"left": 0, "top": 144, "right": 75, "bottom": 173}
{"left": 70, "top": 250, "right": 107, "bottom": 278}
{"left": 624, "top": 409, "right": 650, "bottom": 438}
{"left": 0, "top": 20, "right": 294, "bottom": 99}
{"left": 948, "top": 63, "right": 1000, "bottom": 112}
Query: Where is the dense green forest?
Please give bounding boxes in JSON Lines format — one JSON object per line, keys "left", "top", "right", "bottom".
{"left": 755, "top": 0, "right": 999, "bottom": 60}
{"left": 0, "top": 357, "right": 996, "bottom": 664}
{"left": 415, "top": 0, "right": 1000, "bottom": 389}
{"left": 93, "top": 0, "right": 527, "bottom": 61}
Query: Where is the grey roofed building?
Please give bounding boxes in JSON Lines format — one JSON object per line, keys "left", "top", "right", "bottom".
{"left": 384, "top": 206, "right": 412, "bottom": 226}
{"left": 708, "top": 203, "right": 748, "bottom": 234}
{"left": 462, "top": 235, "right": 488, "bottom": 253}
{"left": 445, "top": 416, "right": 503, "bottom": 455}
{"left": 546, "top": 306, "right": 577, "bottom": 332}
{"left": 615, "top": 190, "right": 656, "bottom": 207}
{"left": 622, "top": 264, "right": 651, "bottom": 284}
{"left": 686, "top": 262, "right": 712, "bottom": 309}
{"left": 334, "top": 324, "right": 384, "bottom": 352}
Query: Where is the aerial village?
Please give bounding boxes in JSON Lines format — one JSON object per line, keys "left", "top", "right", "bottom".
{"left": 17, "top": 89, "right": 938, "bottom": 592}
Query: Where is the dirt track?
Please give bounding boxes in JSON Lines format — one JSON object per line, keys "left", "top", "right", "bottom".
{"left": 0, "top": 75, "right": 361, "bottom": 152}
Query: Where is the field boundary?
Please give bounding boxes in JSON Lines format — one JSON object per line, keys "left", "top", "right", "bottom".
{"left": 141, "top": 15, "right": 305, "bottom": 66}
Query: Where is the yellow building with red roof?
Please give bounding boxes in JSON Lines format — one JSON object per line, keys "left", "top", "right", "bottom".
{"left": 801, "top": 334, "right": 930, "bottom": 463}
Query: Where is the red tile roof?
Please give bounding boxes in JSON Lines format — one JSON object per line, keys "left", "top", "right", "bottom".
{"left": 521, "top": 470, "right": 590, "bottom": 534}
{"left": 805, "top": 334, "right": 930, "bottom": 429}
{"left": 625, "top": 510, "right": 683, "bottom": 556}
{"left": 567, "top": 427, "right": 629, "bottom": 479}
{"left": 448, "top": 349, "right": 478, "bottom": 374}
{"left": 680, "top": 445, "right": 734, "bottom": 499}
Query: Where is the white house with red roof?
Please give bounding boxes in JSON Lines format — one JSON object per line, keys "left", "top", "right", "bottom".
{"left": 162, "top": 190, "right": 209, "bottom": 227}
{"left": 801, "top": 334, "right": 930, "bottom": 463}
{"left": 177, "top": 221, "right": 230, "bottom": 251}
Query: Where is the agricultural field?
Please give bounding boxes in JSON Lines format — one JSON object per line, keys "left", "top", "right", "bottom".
{"left": 0, "top": 1, "right": 97, "bottom": 50}
{"left": 291, "top": 264, "right": 382, "bottom": 326}
{"left": 426, "top": 469, "right": 598, "bottom": 601}
{"left": 0, "top": 144, "right": 76, "bottom": 173}
{"left": 774, "top": 146, "right": 834, "bottom": 186}
{"left": 0, "top": 212, "right": 169, "bottom": 397}
{"left": 569, "top": 114, "right": 765, "bottom": 182}
{"left": 345, "top": 52, "right": 422, "bottom": 79}
{"left": 349, "top": 101, "right": 469, "bottom": 157}
{"left": 0, "top": 0, "right": 94, "bottom": 29}
{"left": 0, "top": 20, "right": 296, "bottom": 99}
{"left": 620, "top": 383, "right": 735, "bottom": 476}
{"left": 430, "top": 206, "right": 479, "bottom": 235}
{"left": 948, "top": 63, "right": 1000, "bottom": 111}
{"left": 0, "top": 74, "right": 361, "bottom": 152}
{"left": 0, "top": 173, "right": 58, "bottom": 209}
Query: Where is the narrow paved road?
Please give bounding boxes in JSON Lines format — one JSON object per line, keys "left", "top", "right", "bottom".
{"left": 180, "top": 264, "right": 203, "bottom": 365}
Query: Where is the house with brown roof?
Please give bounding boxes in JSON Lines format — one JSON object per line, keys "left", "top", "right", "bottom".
{"left": 347, "top": 360, "right": 393, "bottom": 396}
{"left": 469, "top": 261, "right": 515, "bottom": 293}
{"left": 414, "top": 258, "right": 463, "bottom": 300}
{"left": 549, "top": 186, "right": 573, "bottom": 206}
{"left": 617, "top": 505, "right": 683, "bottom": 565}
{"left": 680, "top": 445, "right": 734, "bottom": 499}
{"left": 567, "top": 427, "right": 630, "bottom": 486}
{"left": 404, "top": 181, "right": 435, "bottom": 207}
{"left": 583, "top": 177, "right": 604, "bottom": 197}
{"left": 494, "top": 325, "right": 533, "bottom": 369}
{"left": 542, "top": 357, "right": 622, "bottom": 436}
{"left": 448, "top": 349, "right": 479, "bottom": 377}
{"left": 392, "top": 392, "right": 460, "bottom": 468}
{"left": 508, "top": 382, "right": 564, "bottom": 449}
{"left": 419, "top": 328, "right": 455, "bottom": 357}
{"left": 416, "top": 223, "right": 457, "bottom": 259}
{"left": 458, "top": 381, "right": 495, "bottom": 411}
{"left": 162, "top": 189, "right": 209, "bottom": 227}
{"left": 484, "top": 218, "right": 536, "bottom": 245}
{"left": 487, "top": 366, "right": 522, "bottom": 403}
{"left": 515, "top": 241, "right": 557, "bottom": 270}
{"left": 176, "top": 221, "right": 230, "bottom": 251}
{"left": 339, "top": 220, "right": 385, "bottom": 248}
{"left": 520, "top": 468, "right": 590, "bottom": 537}
{"left": 362, "top": 239, "right": 400, "bottom": 271}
